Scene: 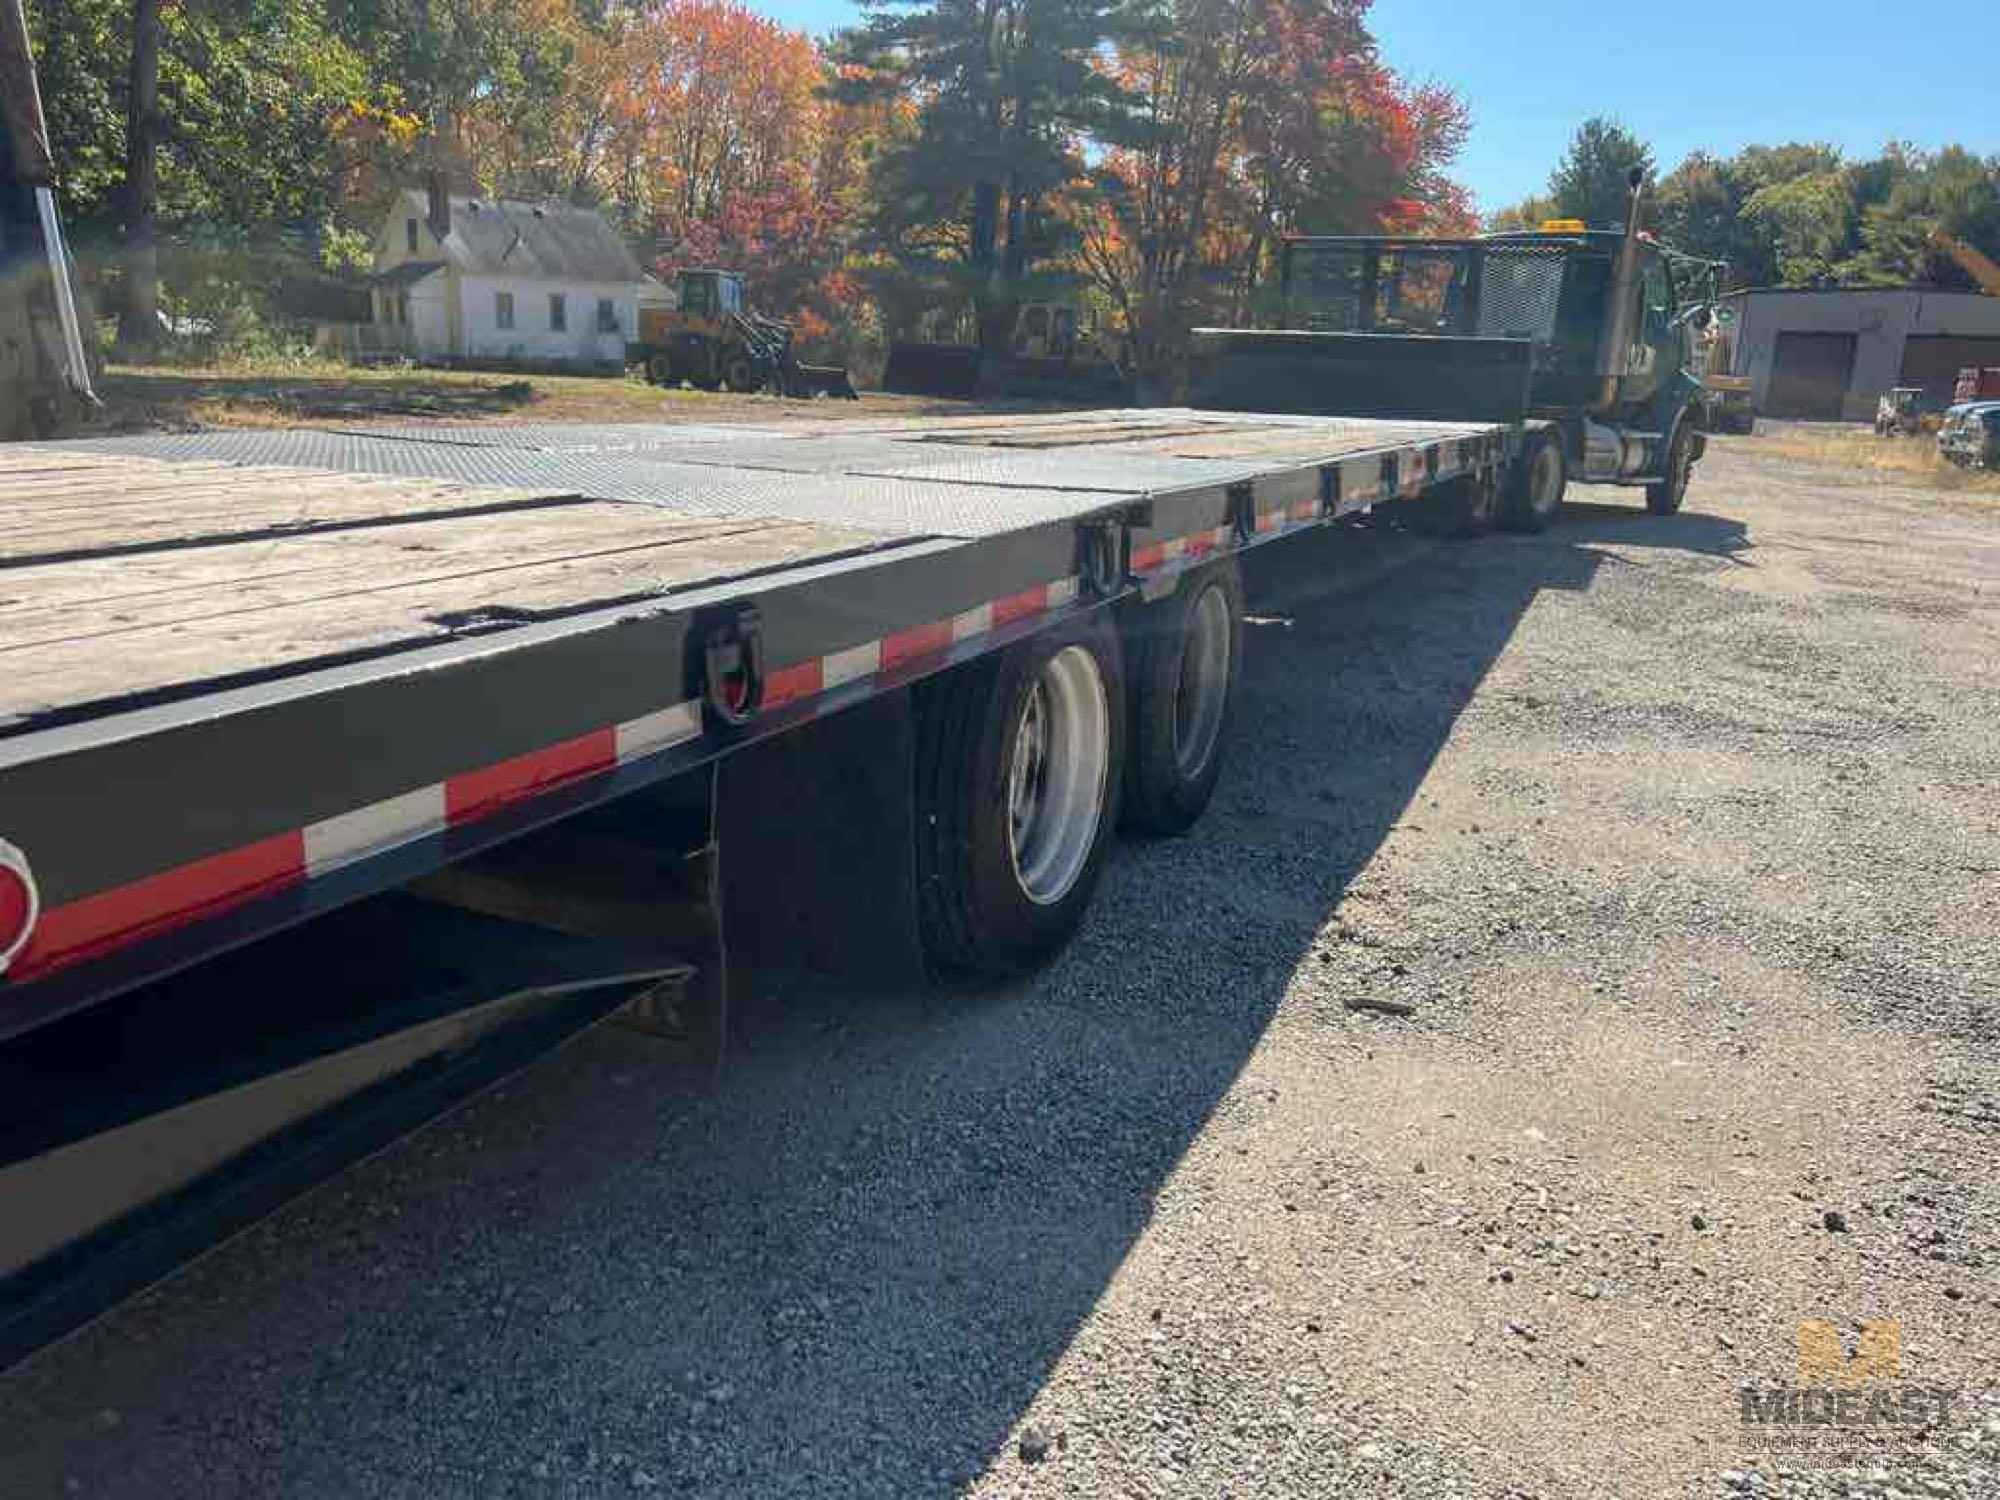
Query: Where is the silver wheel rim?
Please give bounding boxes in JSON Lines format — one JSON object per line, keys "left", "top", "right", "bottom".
{"left": 1007, "top": 645, "right": 1110, "bottom": 906}
{"left": 1530, "top": 443, "right": 1561, "bottom": 514}
{"left": 1173, "top": 583, "right": 1232, "bottom": 777}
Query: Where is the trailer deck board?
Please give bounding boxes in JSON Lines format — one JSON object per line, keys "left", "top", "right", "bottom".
{"left": 0, "top": 456, "right": 897, "bottom": 723}
{"left": 12, "top": 408, "right": 1499, "bottom": 728}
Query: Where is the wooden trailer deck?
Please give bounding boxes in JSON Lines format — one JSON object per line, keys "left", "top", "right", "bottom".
{"left": 7, "top": 409, "right": 1498, "bottom": 731}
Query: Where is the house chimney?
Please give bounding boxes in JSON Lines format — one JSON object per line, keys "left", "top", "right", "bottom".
{"left": 426, "top": 170, "right": 451, "bottom": 244}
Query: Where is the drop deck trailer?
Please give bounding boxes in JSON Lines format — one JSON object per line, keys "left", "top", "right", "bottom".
{"left": 0, "top": 407, "right": 1521, "bottom": 1363}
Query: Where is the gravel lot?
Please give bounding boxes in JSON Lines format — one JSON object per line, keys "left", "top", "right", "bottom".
{"left": 2, "top": 442, "right": 1996, "bottom": 1498}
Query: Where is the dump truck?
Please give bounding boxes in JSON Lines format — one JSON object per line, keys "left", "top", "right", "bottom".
{"left": 634, "top": 269, "right": 855, "bottom": 399}
{"left": 1191, "top": 174, "right": 1713, "bottom": 529}
{"left": 0, "top": 27, "right": 1708, "bottom": 1365}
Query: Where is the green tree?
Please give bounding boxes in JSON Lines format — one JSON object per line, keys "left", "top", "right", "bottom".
{"left": 1546, "top": 116, "right": 1652, "bottom": 228}
{"left": 837, "top": 0, "right": 1162, "bottom": 358}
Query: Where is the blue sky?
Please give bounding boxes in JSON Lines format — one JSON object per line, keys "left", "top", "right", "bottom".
{"left": 743, "top": 0, "right": 1996, "bottom": 215}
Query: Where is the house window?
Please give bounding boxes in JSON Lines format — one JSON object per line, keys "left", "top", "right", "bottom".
{"left": 406, "top": 218, "right": 419, "bottom": 255}
{"left": 495, "top": 291, "right": 515, "bottom": 330}
{"left": 596, "top": 297, "right": 618, "bottom": 334}
{"left": 548, "top": 292, "right": 566, "bottom": 331}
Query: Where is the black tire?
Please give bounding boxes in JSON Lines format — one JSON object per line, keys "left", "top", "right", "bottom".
{"left": 722, "top": 352, "right": 761, "bottom": 394}
{"left": 645, "top": 353, "right": 676, "bottom": 387}
{"left": 1499, "top": 429, "right": 1567, "bottom": 533}
{"left": 1646, "top": 419, "right": 1697, "bottom": 515}
{"left": 1122, "top": 560, "right": 1244, "bottom": 836}
{"left": 1409, "top": 474, "right": 1496, "bottom": 537}
{"left": 915, "top": 612, "right": 1125, "bottom": 973}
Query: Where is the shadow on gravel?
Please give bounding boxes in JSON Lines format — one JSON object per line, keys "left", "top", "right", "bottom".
{"left": 0, "top": 499, "right": 1749, "bottom": 1498}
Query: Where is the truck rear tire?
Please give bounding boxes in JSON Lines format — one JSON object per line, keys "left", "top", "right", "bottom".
{"left": 723, "top": 352, "right": 761, "bottom": 394}
{"left": 1122, "top": 560, "right": 1243, "bottom": 835}
{"left": 915, "top": 613, "right": 1125, "bottom": 973}
{"left": 1500, "top": 430, "right": 1566, "bottom": 533}
{"left": 1646, "top": 421, "right": 1696, "bottom": 516}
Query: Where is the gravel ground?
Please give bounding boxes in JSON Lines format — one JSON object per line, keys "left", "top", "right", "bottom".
{"left": 2, "top": 443, "right": 1995, "bottom": 1498}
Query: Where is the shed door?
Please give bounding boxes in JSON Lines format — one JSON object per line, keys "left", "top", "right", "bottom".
{"left": 1899, "top": 335, "right": 2000, "bottom": 410}
{"left": 1766, "top": 332, "right": 1856, "bottom": 419}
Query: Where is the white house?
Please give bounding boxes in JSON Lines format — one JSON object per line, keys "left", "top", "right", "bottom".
{"left": 361, "top": 187, "right": 643, "bottom": 370}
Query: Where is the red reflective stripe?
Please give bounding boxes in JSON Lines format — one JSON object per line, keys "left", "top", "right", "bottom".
{"left": 763, "top": 658, "right": 824, "bottom": 708}
{"left": 882, "top": 618, "right": 953, "bottom": 671}
{"left": 13, "top": 831, "right": 307, "bottom": 979}
{"left": 445, "top": 727, "right": 616, "bottom": 824}
{"left": 991, "top": 585, "right": 1048, "bottom": 627}
{"left": 1132, "top": 543, "right": 1167, "bottom": 572}
{"left": 1184, "top": 532, "right": 1216, "bottom": 557}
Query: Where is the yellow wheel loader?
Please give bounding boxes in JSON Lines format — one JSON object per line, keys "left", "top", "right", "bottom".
{"left": 635, "top": 270, "right": 855, "bottom": 399}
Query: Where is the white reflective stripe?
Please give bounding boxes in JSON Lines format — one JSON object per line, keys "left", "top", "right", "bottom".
{"left": 822, "top": 640, "right": 881, "bottom": 688}
{"left": 1162, "top": 536, "right": 1186, "bottom": 561}
{"left": 303, "top": 785, "right": 447, "bottom": 876}
{"left": 616, "top": 701, "right": 701, "bottom": 764}
{"left": 1047, "top": 576, "right": 1079, "bottom": 607}
{"left": 951, "top": 602, "right": 994, "bottom": 641}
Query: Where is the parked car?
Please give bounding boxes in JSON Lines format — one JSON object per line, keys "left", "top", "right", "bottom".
{"left": 1937, "top": 401, "right": 2000, "bottom": 468}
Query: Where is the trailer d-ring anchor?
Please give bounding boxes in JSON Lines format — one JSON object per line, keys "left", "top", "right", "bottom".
{"left": 1076, "top": 519, "right": 1129, "bottom": 600}
{"left": 698, "top": 602, "right": 766, "bottom": 728}
{"left": 1225, "top": 482, "right": 1256, "bottom": 544}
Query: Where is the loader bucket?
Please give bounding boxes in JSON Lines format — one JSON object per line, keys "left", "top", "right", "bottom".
{"left": 789, "top": 361, "right": 858, "bottom": 400}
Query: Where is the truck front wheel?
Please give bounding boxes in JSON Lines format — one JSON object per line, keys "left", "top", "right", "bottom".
{"left": 1500, "top": 430, "right": 1567, "bottom": 532}
{"left": 916, "top": 613, "right": 1125, "bottom": 972}
{"left": 1122, "top": 560, "right": 1243, "bottom": 835}
{"left": 1646, "top": 421, "right": 1697, "bottom": 515}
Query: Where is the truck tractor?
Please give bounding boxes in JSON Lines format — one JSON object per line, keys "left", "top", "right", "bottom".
{"left": 634, "top": 269, "right": 855, "bottom": 399}
{"left": 1189, "top": 170, "right": 1712, "bottom": 531}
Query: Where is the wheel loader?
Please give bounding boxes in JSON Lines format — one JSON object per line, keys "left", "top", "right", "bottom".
{"left": 634, "top": 270, "right": 855, "bottom": 399}
{"left": 1, "top": 0, "right": 98, "bottom": 440}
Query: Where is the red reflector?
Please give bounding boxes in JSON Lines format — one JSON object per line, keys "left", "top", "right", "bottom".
{"left": 0, "top": 868, "right": 28, "bottom": 941}
{"left": 0, "top": 852, "right": 35, "bottom": 967}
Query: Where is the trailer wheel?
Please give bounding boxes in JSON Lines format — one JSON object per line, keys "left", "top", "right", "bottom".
{"left": 1647, "top": 420, "right": 1696, "bottom": 515}
{"left": 1500, "top": 430, "right": 1567, "bottom": 532}
{"left": 645, "top": 353, "right": 675, "bottom": 387}
{"left": 916, "top": 613, "right": 1125, "bottom": 973}
{"left": 723, "top": 352, "right": 761, "bottom": 394}
{"left": 1409, "top": 474, "right": 1495, "bottom": 538}
{"left": 1122, "top": 560, "right": 1243, "bottom": 835}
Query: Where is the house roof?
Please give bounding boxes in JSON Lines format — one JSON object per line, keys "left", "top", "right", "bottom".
{"left": 370, "top": 260, "right": 446, "bottom": 287}
{"left": 394, "top": 190, "right": 643, "bottom": 283}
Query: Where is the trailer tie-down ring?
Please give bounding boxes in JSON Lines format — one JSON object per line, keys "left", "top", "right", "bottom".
{"left": 698, "top": 602, "right": 766, "bottom": 728}
{"left": 1075, "top": 518, "right": 1130, "bottom": 600}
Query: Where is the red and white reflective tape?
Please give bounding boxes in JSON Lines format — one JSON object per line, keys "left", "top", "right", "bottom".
{"left": 763, "top": 574, "right": 1081, "bottom": 710}
{"left": 5, "top": 700, "right": 705, "bottom": 985}
{"left": 2, "top": 571, "right": 1089, "bottom": 987}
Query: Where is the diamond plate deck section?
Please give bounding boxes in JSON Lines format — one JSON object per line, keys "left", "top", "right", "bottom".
{"left": 49, "top": 408, "right": 1496, "bottom": 539}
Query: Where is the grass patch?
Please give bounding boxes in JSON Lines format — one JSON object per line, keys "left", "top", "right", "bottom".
{"left": 1718, "top": 426, "right": 2000, "bottom": 497}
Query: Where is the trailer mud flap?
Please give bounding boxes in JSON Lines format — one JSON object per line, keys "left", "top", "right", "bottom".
{"left": 0, "top": 893, "right": 695, "bottom": 1370}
